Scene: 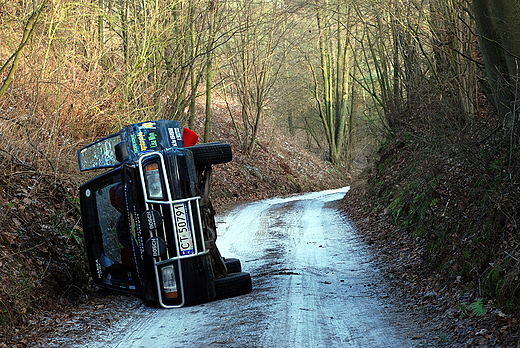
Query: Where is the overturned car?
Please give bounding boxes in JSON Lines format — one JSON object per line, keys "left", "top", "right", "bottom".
{"left": 77, "top": 119, "right": 252, "bottom": 308}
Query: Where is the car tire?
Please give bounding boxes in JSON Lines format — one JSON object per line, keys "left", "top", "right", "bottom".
{"left": 189, "top": 142, "right": 232, "bottom": 167}
{"left": 224, "top": 258, "right": 242, "bottom": 273}
{"left": 215, "top": 272, "right": 252, "bottom": 300}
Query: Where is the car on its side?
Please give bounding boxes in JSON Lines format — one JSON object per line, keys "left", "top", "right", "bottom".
{"left": 77, "top": 119, "right": 251, "bottom": 308}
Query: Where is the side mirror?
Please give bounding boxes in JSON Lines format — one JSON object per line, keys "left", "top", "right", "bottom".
{"left": 115, "top": 141, "right": 129, "bottom": 163}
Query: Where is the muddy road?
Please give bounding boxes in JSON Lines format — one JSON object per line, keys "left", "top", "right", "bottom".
{"left": 62, "top": 187, "right": 421, "bottom": 347}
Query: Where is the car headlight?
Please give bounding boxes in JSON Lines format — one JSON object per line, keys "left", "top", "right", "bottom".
{"left": 144, "top": 163, "right": 164, "bottom": 199}
{"left": 161, "top": 265, "right": 178, "bottom": 299}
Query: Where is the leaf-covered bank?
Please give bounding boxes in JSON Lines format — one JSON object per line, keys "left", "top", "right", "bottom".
{"left": 341, "top": 93, "right": 520, "bottom": 345}
{"left": 368, "top": 117, "right": 520, "bottom": 313}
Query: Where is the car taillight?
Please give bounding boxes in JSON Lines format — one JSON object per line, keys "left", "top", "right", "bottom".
{"left": 144, "top": 163, "right": 163, "bottom": 199}
{"left": 161, "top": 265, "right": 178, "bottom": 299}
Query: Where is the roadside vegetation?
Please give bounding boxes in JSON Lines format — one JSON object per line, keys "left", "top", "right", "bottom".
{"left": 355, "top": 1, "right": 520, "bottom": 315}
{"left": 1, "top": 0, "right": 519, "bottom": 346}
{"left": 341, "top": 0, "right": 520, "bottom": 345}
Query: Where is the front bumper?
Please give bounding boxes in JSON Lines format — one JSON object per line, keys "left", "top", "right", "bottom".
{"left": 138, "top": 151, "right": 208, "bottom": 308}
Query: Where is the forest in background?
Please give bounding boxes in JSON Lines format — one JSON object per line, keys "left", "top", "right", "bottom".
{"left": 1, "top": 0, "right": 520, "bottom": 337}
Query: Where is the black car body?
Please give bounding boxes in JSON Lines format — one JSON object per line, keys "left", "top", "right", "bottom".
{"left": 77, "top": 120, "right": 251, "bottom": 308}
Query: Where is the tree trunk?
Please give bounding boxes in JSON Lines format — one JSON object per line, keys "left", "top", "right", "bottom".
{"left": 188, "top": 0, "right": 197, "bottom": 130}
{"left": 473, "top": 0, "right": 520, "bottom": 130}
{"left": 204, "top": 0, "right": 216, "bottom": 143}
{"left": 0, "top": 1, "right": 48, "bottom": 99}
{"left": 315, "top": 2, "right": 351, "bottom": 166}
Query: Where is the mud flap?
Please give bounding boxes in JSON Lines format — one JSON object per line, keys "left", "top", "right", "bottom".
{"left": 180, "top": 254, "right": 216, "bottom": 306}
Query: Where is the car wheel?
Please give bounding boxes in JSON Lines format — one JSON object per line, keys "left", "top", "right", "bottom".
{"left": 215, "top": 272, "right": 252, "bottom": 300}
{"left": 189, "top": 142, "right": 232, "bottom": 167}
{"left": 224, "top": 258, "right": 242, "bottom": 273}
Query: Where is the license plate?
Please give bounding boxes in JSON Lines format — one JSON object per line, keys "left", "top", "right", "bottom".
{"left": 173, "top": 203, "right": 194, "bottom": 255}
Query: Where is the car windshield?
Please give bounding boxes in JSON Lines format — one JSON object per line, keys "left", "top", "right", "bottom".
{"left": 94, "top": 181, "right": 137, "bottom": 290}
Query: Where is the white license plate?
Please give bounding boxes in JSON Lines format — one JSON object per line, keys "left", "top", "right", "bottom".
{"left": 173, "top": 203, "right": 194, "bottom": 255}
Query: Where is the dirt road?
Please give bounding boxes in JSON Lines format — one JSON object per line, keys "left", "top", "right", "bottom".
{"left": 62, "top": 187, "right": 420, "bottom": 347}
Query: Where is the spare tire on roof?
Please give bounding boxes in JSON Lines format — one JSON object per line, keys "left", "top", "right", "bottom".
{"left": 188, "top": 142, "right": 232, "bottom": 167}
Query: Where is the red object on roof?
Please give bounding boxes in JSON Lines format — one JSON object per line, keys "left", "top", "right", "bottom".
{"left": 182, "top": 128, "right": 198, "bottom": 147}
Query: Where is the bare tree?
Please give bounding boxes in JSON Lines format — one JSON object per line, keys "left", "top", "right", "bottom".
{"left": 473, "top": 0, "right": 520, "bottom": 132}
{"left": 221, "top": 0, "right": 290, "bottom": 154}
{"left": 310, "top": 0, "right": 355, "bottom": 165}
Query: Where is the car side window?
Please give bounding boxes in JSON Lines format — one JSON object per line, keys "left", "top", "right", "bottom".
{"left": 96, "top": 183, "right": 123, "bottom": 263}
